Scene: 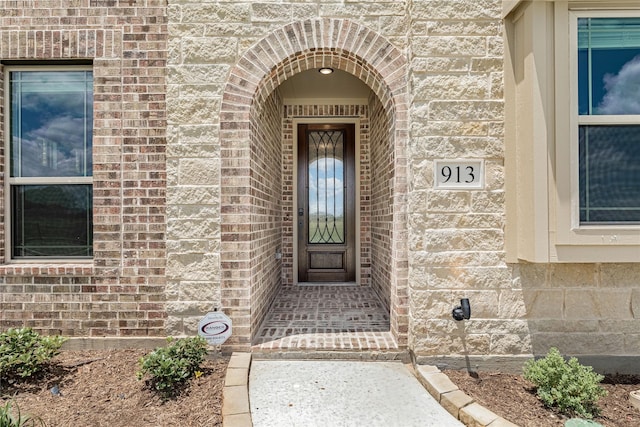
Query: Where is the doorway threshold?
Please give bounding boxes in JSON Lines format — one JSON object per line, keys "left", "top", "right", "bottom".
{"left": 252, "top": 285, "right": 396, "bottom": 353}
{"left": 297, "top": 281, "right": 357, "bottom": 286}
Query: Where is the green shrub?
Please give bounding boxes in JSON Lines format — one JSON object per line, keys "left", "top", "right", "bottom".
{"left": 524, "top": 347, "right": 607, "bottom": 419}
{"left": 137, "top": 336, "right": 208, "bottom": 398}
{"left": 564, "top": 418, "right": 604, "bottom": 427}
{"left": 0, "top": 398, "right": 45, "bottom": 427}
{"left": 0, "top": 328, "right": 66, "bottom": 381}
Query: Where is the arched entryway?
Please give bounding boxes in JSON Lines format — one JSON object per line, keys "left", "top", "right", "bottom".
{"left": 219, "top": 18, "right": 409, "bottom": 351}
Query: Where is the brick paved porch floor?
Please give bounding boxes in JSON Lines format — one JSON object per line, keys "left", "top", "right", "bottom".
{"left": 252, "top": 285, "right": 397, "bottom": 352}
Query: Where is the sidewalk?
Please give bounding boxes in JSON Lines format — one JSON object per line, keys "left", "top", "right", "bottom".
{"left": 221, "top": 353, "right": 519, "bottom": 427}
{"left": 248, "top": 360, "right": 464, "bottom": 427}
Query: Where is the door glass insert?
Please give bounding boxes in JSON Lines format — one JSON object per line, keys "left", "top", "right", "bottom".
{"left": 307, "top": 130, "right": 345, "bottom": 244}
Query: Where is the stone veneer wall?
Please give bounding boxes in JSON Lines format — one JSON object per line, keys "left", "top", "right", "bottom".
{"left": 0, "top": 0, "right": 636, "bottom": 366}
{"left": 407, "top": 0, "right": 510, "bottom": 358}
{"left": 281, "top": 104, "right": 371, "bottom": 288}
{"left": 0, "top": 0, "right": 168, "bottom": 337}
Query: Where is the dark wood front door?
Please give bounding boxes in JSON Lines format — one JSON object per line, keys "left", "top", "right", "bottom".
{"left": 297, "top": 123, "right": 356, "bottom": 283}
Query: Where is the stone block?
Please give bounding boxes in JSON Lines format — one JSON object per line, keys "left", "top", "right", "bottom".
{"left": 548, "top": 264, "right": 597, "bottom": 287}
{"left": 168, "top": 64, "right": 231, "bottom": 85}
{"left": 426, "top": 230, "right": 504, "bottom": 252}
{"left": 413, "top": 75, "right": 488, "bottom": 100}
{"left": 224, "top": 368, "right": 249, "bottom": 387}
{"left": 413, "top": 36, "right": 488, "bottom": 57}
{"left": 183, "top": 37, "right": 237, "bottom": 64}
{"left": 440, "top": 389, "right": 474, "bottom": 418}
{"left": 531, "top": 333, "right": 625, "bottom": 356}
{"left": 428, "top": 20, "right": 501, "bottom": 37}
{"left": 601, "top": 264, "right": 640, "bottom": 287}
{"left": 181, "top": 4, "right": 250, "bottom": 24}
{"left": 223, "top": 413, "right": 252, "bottom": 427}
{"left": 564, "top": 290, "right": 600, "bottom": 319}
{"left": 490, "top": 334, "right": 532, "bottom": 354}
{"left": 178, "top": 158, "right": 220, "bottom": 185}
{"left": 425, "top": 190, "right": 471, "bottom": 212}
{"left": 179, "top": 281, "right": 221, "bottom": 302}
{"left": 488, "top": 418, "right": 519, "bottom": 427}
{"left": 459, "top": 402, "right": 499, "bottom": 427}
{"left": 498, "top": 290, "right": 527, "bottom": 319}
{"left": 411, "top": 0, "right": 500, "bottom": 20}
{"left": 522, "top": 289, "right": 564, "bottom": 319}
{"left": 222, "top": 385, "right": 249, "bottom": 416}
{"left": 471, "top": 191, "right": 506, "bottom": 213}
{"left": 429, "top": 101, "right": 504, "bottom": 121}
{"left": 596, "top": 290, "right": 633, "bottom": 319}
{"left": 228, "top": 352, "right": 252, "bottom": 369}
{"left": 166, "top": 253, "right": 220, "bottom": 281}
{"left": 319, "top": 3, "right": 405, "bottom": 19}
{"left": 418, "top": 371, "right": 458, "bottom": 401}
{"left": 251, "top": 3, "right": 295, "bottom": 22}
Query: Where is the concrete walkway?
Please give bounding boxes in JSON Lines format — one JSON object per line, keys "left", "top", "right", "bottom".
{"left": 248, "top": 360, "right": 464, "bottom": 427}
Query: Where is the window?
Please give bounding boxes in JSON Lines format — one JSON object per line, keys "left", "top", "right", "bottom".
{"left": 504, "top": 2, "right": 640, "bottom": 263}
{"left": 577, "top": 17, "right": 640, "bottom": 224}
{"left": 7, "top": 68, "right": 93, "bottom": 258}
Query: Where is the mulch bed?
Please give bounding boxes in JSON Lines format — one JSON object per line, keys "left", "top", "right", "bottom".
{"left": 445, "top": 369, "right": 640, "bottom": 427}
{"left": 0, "top": 349, "right": 228, "bottom": 427}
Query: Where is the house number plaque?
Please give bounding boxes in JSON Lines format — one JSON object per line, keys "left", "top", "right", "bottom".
{"left": 434, "top": 160, "right": 484, "bottom": 190}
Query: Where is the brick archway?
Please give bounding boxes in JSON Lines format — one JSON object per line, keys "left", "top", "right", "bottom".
{"left": 220, "top": 18, "right": 409, "bottom": 349}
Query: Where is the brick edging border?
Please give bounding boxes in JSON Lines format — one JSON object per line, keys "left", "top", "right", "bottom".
{"left": 222, "top": 352, "right": 253, "bottom": 427}
{"left": 414, "top": 365, "right": 520, "bottom": 427}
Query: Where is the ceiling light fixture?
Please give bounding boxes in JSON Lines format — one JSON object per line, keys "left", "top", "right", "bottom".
{"left": 318, "top": 67, "right": 334, "bottom": 75}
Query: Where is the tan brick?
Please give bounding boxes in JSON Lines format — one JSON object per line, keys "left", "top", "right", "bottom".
{"left": 440, "top": 389, "right": 474, "bottom": 418}
{"left": 460, "top": 403, "right": 500, "bottom": 427}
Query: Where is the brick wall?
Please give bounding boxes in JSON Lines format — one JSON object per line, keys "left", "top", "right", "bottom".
{"left": 282, "top": 104, "right": 371, "bottom": 288}
{"left": 0, "top": 0, "right": 168, "bottom": 337}
{"left": 212, "top": 16, "right": 410, "bottom": 348}
{"left": 369, "top": 94, "right": 393, "bottom": 313}
{"left": 249, "top": 89, "right": 283, "bottom": 340}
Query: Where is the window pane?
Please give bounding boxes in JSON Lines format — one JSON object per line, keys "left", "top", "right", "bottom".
{"left": 10, "top": 71, "right": 93, "bottom": 177}
{"left": 12, "top": 185, "right": 93, "bottom": 257}
{"left": 579, "top": 125, "right": 640, "bottom": 223}
{"left": 307, "top": 130, "right": 345, "bottom": 244}
{"left": 578, "top": 18, "right": 640, "bottom": 115}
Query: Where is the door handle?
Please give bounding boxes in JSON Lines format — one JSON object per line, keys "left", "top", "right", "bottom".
{"left": 298, "top": 208, "right": 304, "bottom": 216}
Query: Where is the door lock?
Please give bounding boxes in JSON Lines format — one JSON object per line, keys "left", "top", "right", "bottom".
{"left": 298, "top": 208, "right": 304, "bottom": 216}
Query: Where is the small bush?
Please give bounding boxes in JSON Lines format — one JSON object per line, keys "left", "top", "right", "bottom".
{"left": 524, "top": 347, "right": 607, "bottom": 419}
{"left": 0, "top": 328, "right": 66, "bottom": 381}
{"left": 137, "top": 336, "right": 208, "bottom": 398}
{"left": 0, "top": 398, "right": 45, "bottom": 427}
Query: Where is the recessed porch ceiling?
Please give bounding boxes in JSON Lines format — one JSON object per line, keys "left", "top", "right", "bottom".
{"left": 278, "top": 68, "right": 372, "bottom": 102}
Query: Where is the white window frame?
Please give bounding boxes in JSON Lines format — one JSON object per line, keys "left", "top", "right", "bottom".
{"left": 553, "top": 6, "right": 640, "bottom": 260}
{"left": 3, "top": 65, "right": 94, "bottom": 262}
{"left": 504, "top": 1, "right": 640, "bottom": 263}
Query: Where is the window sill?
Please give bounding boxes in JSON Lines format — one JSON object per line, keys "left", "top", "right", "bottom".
{"left": 0, "top": 262, "right": 94, "bottom": 276}
{"left": 553, "top": 244, "right": 640, "bottom": 263}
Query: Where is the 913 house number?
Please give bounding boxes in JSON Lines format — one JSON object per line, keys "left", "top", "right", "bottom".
{"left": 434, "top": 160, "right": 484, "bottom": 190}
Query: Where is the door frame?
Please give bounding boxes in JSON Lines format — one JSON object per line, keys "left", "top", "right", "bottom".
{"left": 292, "top": 118, "right": 361, "bottom": 285}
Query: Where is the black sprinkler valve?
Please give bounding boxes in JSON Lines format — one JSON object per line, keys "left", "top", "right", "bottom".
{"left": 452, "top": 298, "right": 471, "bottom": 321}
